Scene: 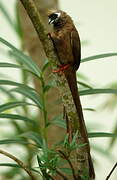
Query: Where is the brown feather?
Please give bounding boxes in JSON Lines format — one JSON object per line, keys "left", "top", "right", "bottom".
{"left": 70, "top": 30, "right": 81, "bottom": 70}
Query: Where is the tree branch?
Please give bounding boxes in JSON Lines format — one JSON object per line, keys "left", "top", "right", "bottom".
{"left": 56, "top": 169, "right": 68, "bottom": 180}
{"left": 58, "top": 150, "right": 78, "bottom": 180}
{"left": 106, "top": 162, "right": 117, "bottom": 180}
{"left": 0, "top": 149, "right": 36, "bottom": 180}
{"left": 20, "top": 0, "right": 58, "bottom": 67}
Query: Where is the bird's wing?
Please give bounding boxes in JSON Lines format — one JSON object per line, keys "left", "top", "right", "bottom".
{"left": 70, "top": 29, "right": 81, "bottom": 70}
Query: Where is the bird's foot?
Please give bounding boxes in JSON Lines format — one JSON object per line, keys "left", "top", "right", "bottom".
{"left": 52, "top": 64, "right": 70, "bottom": 73}
{"left": 47, "top": 32, "right": 51, "bottom": 39}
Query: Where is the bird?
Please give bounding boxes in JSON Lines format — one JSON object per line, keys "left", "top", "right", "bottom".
{"left": 48, "top": 10, "right": 81, "bottom": 71}
{"left": 48, "top": 10, "right": 95, "bottom": 179}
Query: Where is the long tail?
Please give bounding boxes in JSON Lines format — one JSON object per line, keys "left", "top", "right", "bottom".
{"left": 64, "top": 68, "right": 95, "bottom": 179}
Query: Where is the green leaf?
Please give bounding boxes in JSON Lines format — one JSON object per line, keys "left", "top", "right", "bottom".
{"left": 0, "top": 79, "right": 35, "bottom": 91}
{"left": 51, "top": 115, "right": 66, "bottom": 129}
{"left": 88, "top": 132, "right": 117, "bottom": 138}
{"left": 14, "top": 2, "right": 23, "bottom": 39}
{"left": 43, "top": 80, "right": 57, "bottom": 93}
{"left": 0, "top": 62, "right": 22, "bottom": 68}
{"left": 37, "top": 155, "right": 41, "bottom": 166}
{"left": 0, "top": 113, "right": 36, "bottom": 125}
{"left": 108, "top": 121, "right": 117, "bottom": 149}
{"left": 0, "top": 2, "right": 14, "bottom": 29}
{"left": 0, "top": 37, "right": 41, "bottom": 78}
{"left": 59, "top": 168, "right": 72, "bottom": 175}
{"left": 83, "top": 108, "right": 95, "bottom": 111}
{"left": 0, "top": 163, "right": 20, "bottom": 168}
{"left": 19, "top": 132, "right": 43, "bottom": 147}
{"left": 81, "top": 53, "right": 117, "bottom": 63}
{"left": 10, "top": 87, "right": 43, "bottom": 110}
{"left": 0, "top": 86, "right": 16, "bottom": 100}
{"left": 78, "top": 81, "right": 93, "bottom": 89}
{"left": 91, "top": 144, "right": 114, "bottom": 161}
{"left": 70, "top": 131, "right": 78, "bottom": 147}
{"left": 42, "top": 60, "right": 50, "bottom": 73}
{"left": 0, "top": 62, "right": 40, "bottom": 77}
{"left": 0, "top": 138, "right": 29, "bottom": 145}
{"left": 81, "top": 40, "right": 90, "bottom": 46}
{"left": 77, "top": 72, "right": 89, "bottom": 81}
{"left": 43, "top": 85, "right": 52, "bottom": 93}
{"left": 0, "top": 101, "right": 35, "bottom": 113}
{"left": 0, "top": 163, "right": 40, "bottom": 174}
{"left": 80, "top": 88, "right": 117, "bottom": 96}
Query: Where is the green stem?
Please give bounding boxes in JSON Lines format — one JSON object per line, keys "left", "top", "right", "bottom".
{"left": 21, "top": 69, "right": 29, "bottom": 115}
{"left": 41, "top": 78, "right": 48, "bottom": 141}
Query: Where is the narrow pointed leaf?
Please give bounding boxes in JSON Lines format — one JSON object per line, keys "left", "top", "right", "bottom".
{"left": 59, "top": 168, "right": 72, "bottom": 175}
{"left": 91, "top": 144, "right": 114, "bottom": 161}
{"left": 0, "top": 86, "right": 16, "bottom": 99}
{"left": 42, "top": 60, "right": 50, "bottom": 73}
{"left": 80, "top": 88, "right": 117, "bottom": 96}
{"left": 81, "top": 53, "right": 117, "bottom": 63}
{"left": 83, "top": 108, "right": 95, "bottom": 111}
{"left": 0, "top": 80, "right": 35, "bottom": 91}
{"left": 0, "top": 163, "right": 20, "bottom": 168}
{"left": 19, "top": 132, "right": 43, "bottom": 147}
{"left": 108, "top": 122, "right": 117, "bottom": 149}
{"left": 88, "top": 132, "right": 117, "bottom": 138}
{"left": 0, "top": 101, "right": 35, "bottom": 113}
{"left": 0, "top": 163, "right": 40, "bottom": 174}
{"left": 0, "top": 138, "right": 29, "bottom": 145}
{"left": 0, "top": 62, "right": 41, "bottom": 77}
{"left": 0, "top": 62, "right": 21, "bottom": 68}
{"left": 78, "top": 80, "right": 93, "bottom": 89}
{"left": 51, "top": 115, "right": 66, "bottom": 129}
{"left": 0, "top": 2, "right": 14, "bottom": 28}
{"left": 0, "top": 113, "right": 36, "bottom": 125}
{"left": 11, "top": 87, "right": 43, "bottom": 109}
{"left": 0, "top": 37, "right": 41, "bottom": 78}
{"left": 14, "top": 2, "right": 23, "bottom": 39}
{"left": 43, "top": 85, "right": 52, "bottom": 93}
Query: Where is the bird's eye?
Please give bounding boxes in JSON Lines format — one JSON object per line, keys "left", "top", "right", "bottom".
{"left": 54, "top": 12, "right": 61, "bottom": 18}
{"left": 49, "top": 13, "right": 60, "bottom": 20}
{"left": 48, "top": 12, "right": 61, "bottom": 24}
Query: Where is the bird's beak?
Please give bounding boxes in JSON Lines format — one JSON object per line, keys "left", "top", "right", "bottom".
{"left": 48, "top": 18, "right": 54, "bottom": 24}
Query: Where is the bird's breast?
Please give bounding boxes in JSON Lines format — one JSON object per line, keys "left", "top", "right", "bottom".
{"left": 52, "top": 31, "right": 74, "bottom": 65}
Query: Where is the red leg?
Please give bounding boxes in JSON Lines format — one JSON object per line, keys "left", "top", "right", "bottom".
{"left": 52, "top": 64, "right": 70, "bottom": 73}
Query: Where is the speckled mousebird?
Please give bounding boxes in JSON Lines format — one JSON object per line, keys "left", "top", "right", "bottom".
{"left": 48, "top": 10, "right": 95, "bottom": 179}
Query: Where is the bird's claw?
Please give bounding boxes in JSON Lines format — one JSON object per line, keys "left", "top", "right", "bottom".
{"left": 47, "top": 32, "right": 51, "bottom": 38}
{"left": 52, "top": 64, "right": 70, "bottom": 73}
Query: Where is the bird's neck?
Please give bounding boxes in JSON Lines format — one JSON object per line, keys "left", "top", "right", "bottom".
{"left": 54, "top": 20, "right": 74, "bottom": 32}
{"left": 54, "top": 20, "right": 65, "bottom": 30}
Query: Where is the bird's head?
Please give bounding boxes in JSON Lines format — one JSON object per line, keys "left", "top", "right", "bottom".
{"left": 48, "top": 10, "right": 72, "bottom": 28}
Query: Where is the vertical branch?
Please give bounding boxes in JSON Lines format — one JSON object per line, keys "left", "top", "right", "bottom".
{"left": 19, "top": 0, "right": 94, "bottom": 179}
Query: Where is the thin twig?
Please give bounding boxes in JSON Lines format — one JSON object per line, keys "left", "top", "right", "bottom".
{"left": 0, "top": 149, "right": 36, "bottom": 180}
{"left": 47, "top": 174, "right": 56, "bottom": 180}
{"left": 56, "top": 169, "right": 68, "bottom": 180}
{"left": 105, "top": 162, "right": 117, "bottom": 180}
{"left": 58, "top": 150, "right": 78, "bottom": 180}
